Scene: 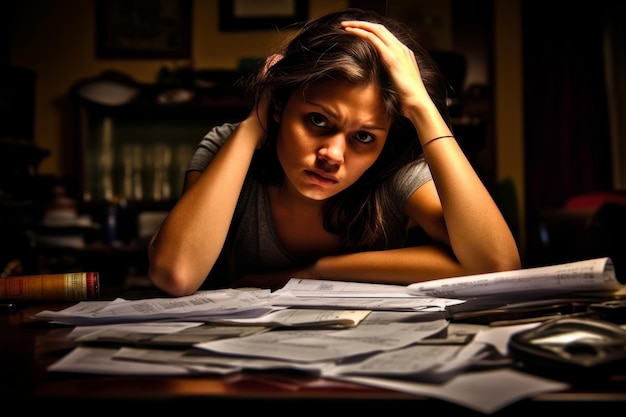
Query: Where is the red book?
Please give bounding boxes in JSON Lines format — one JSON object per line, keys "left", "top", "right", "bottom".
{"left": 0, "top": 272, "right": 100, "bottom": 301}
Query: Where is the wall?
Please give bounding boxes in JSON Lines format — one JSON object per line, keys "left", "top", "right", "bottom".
{"left": 494, "top": 0, "right": 525, "bottom": 252}
{"left": 8, "top": 0, "right": 349, "bottom": 177}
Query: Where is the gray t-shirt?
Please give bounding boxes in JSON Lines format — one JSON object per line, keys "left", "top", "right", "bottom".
{"left": 187, "top": 122, "right": 433, "bottom": 287}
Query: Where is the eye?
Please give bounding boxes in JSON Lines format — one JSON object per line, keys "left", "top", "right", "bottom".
{"left": 354, "top": 131, "right": 375, "bottom": 144}
{"left": 308, "top": 113, "right": 328, "bottom": 128}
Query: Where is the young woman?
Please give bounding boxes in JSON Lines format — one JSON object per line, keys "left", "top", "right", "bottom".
{"left": 148, "top": 9, "right": 521, "bottom": 297}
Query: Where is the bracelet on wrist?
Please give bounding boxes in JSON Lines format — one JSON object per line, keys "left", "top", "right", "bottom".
{"left": 421, "top": 135, "right": 454, "bottom": 148}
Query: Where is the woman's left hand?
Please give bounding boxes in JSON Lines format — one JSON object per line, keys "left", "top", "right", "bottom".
{"left": 341, "top": 20, "right": 430, "bottom": 116}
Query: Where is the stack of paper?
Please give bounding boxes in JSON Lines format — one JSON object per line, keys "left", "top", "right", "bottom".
{"left": 35, "top": 257, "right": 625, "bottom": 414}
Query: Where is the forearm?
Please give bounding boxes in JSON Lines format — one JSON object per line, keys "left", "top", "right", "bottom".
{"left": 234, "top": 245, "right": 467, "bottom": 290}
{"left": 149, "top": 120, "right": 263, "bottom": 296}
{"left": 312, "top": 245, "right": 469, "bottom": 285}
{"left": 427, "top": 144, "right": 518, "bottom": 266}
{"left": 407, "top": 103, "right": 521, "bottom": 272}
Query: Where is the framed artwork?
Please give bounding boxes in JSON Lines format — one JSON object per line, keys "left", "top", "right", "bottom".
{"left": 219, "top": 0, "right": 309, "bottom": 31}
{"left": 96, "top": 0, "right": 192, "bottom": 59}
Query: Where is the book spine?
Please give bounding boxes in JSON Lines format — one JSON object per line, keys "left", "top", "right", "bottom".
{"left": 0, "top": 272, "right": 100, "bottom": 301}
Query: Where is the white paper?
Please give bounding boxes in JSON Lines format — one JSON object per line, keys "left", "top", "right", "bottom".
{"left": 69, "top": 321, "right": 204, "bottom": 340}
{"left": 73, "top": 322, "right": 269, "bottom": 346}
{"left": 275, "top": 278, "right": 412, "bottom": 297}
{"left": 34, "top": 289, "right": 275, "bottom": 325}
{"left": 47, "top": 346, "right": 201, "bottom": 375}
{"left": 207, "top": 308, "right": 371, "bottom": 328}
{"left": 195, "top": 319, "right": 449, "bottom": 363}
{"left": 271, "top": 278, "right": 466, "bottom": 311}
{"left": 270, "top": 295, "right": 464, "bottom": 311}
{"left": 112, "top": 346, "right": 330, "bottom": 374}
{"left": 38, "top": 269, "right": 605, "bottom": 413}
{"left": 472, "top": 322, "right": 542, "bottom": 356}
{"left": 325, "top": 342, "right": 489, "bottom": 380}
{"left": 334, "top": 368, "right": 570, "bottom": 414}
{"left": 407, "top": 257, "right": 622, "bottom": 299}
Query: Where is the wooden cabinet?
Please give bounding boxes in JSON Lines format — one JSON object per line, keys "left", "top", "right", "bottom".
{"left": 75, "top": 84, "right": 251, "bottom": 207}
{"left": 71, "top": 73, "right": 252, "bottom": 244}
{"left": 37, "top": 73, "right": 252, "bottom": 287}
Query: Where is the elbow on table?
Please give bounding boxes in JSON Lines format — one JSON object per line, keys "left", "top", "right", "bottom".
{"left": 484, "top": 250, "right": 522, "bottom": 274}
{"left": 493, "top": 258, "right": 521, "bottom": 274}
{"left": 148, "top": 263, "right": 200, "bottom": 297}
{"left": 458, "top": 246, "right": 521, "bottom": 276}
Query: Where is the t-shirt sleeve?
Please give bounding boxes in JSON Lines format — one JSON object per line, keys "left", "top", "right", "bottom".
{"left": 186, "top": 122, "right": 239, "bottom": 172}
{"left": 393, "top": 157, "right": 433, "bottom": 205}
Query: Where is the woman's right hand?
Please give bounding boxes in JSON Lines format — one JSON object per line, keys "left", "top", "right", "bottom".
{"left": 247, "top": 53, "right": 283, "bottom": 148}
{"left": 149, "top": 53, "right": 287, "bottom": 297}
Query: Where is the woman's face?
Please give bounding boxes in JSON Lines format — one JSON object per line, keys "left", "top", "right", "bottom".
{"left": 275, "top": 78, "right": 392, "bottom": 201}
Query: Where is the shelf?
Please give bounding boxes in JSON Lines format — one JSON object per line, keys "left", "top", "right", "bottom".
{"left": 74, "top": 88, "right": 250, "bottom": 205}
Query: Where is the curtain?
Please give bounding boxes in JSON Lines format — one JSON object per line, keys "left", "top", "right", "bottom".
{"left": 522, "top": 1, "right": 615, "bottom": 264}
{"left": 604, "top": 2, "right": 626, "bottom": 190}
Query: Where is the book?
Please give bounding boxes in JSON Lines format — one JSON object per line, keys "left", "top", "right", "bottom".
{"left": 0, "top": 272, "right": 100, "bottom": 301}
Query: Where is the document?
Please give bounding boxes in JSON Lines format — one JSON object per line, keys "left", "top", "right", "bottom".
{"left": 111, "top": 347, "right": 331, "bottom": 374}
{"left": 272, "top": 278, "right": 466, "bottom": 311}
{"left": 42, "top": 299, "right": 576, "bottom": 413}
{"left": 194, "top": 318, "right": 449, "bottom": 363}
{"left": 47, "top": 346, "right": 239, "bottom": 375}
{"left": 74, "top": 323, "right": 270, "bottom": 348}
{"left": 37, "top": 269, "right": 607, "bottom": 413}
{"left": 34, "top": 288, "right": 275, "bottom": 325}
{"left": 407, "top": 257, "right": 622, "bottom": 299}
{"left": 271, "top": 296, "right": 463, "bottom": 311}
{"left": 47, "top": 315, "right": 565, "bottom": 413}
{"left": 69, "top": 321, "right": 204, "bottom": 338}
{"left": 334, "top": 368, "right": 570, "bottom": 414}
{"left": 325, "top": 342, "right": 492, "bottom": 382}
{"left": 275, "top": 278, "right": 412, "bottom": 297}
{"left": 207, "top": 308, "right": 372, "bottom": 328}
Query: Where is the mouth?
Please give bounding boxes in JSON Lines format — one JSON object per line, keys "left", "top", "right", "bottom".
{"left": 305, "top": 170, "right": 338, "bottom": 187}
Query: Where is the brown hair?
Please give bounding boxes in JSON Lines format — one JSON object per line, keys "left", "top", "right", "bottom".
{"left": 248, "top": 8, "right": 452, "bottom": 250}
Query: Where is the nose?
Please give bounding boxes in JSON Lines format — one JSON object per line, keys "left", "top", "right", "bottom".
{"left": 317, "top": 133, "right": 345, "bottom": 165}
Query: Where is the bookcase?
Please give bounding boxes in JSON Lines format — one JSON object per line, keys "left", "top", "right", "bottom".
{"left": 76, "top": 86, "right": 251, "bottom": 207}
{"left": 33, "top": 72, "right": 252, "bottom": 287}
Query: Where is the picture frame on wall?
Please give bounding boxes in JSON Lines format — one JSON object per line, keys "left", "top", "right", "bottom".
{"left": 218, "top": 0, "right": 309, "bottom": 31}
{"left": 96, "top": 0, "right": 192, "bottom": 59}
